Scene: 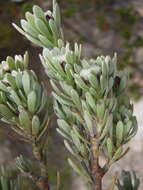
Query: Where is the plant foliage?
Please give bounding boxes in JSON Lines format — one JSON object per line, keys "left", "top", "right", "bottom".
{"left": 0, "top": 0, "right": 140, "bottom": 189}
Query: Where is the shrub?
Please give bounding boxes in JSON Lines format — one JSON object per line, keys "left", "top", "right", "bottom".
{"left": 0, "top": 0, "right": 139, "bottom": 189}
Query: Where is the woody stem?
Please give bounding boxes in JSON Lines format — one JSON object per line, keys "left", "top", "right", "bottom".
{"left": 91, "top": 137, "right": 104, "bottom": 190}
{"left": 32, "top": 142, "right": 50, "bottom": 190}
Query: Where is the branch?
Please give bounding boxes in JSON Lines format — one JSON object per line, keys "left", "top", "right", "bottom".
{"left": 32, "top": 142, "right": 50, "bottom": 190}
{"left": 91, "top": 137, "right": 104, "bottom": 190}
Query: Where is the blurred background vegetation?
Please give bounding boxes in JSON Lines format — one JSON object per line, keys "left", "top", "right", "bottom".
{"left": 0, "top": 0, "right": 143, "bottom": 189}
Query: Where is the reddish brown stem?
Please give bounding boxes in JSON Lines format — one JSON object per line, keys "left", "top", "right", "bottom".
{"left": 32, "top": 143, "right": 50, "bottom": 190}
{"left": 36, "top": 177, "right": 50, "bottom": 190}
{"left": 91, "top": 138, "right": 104, "bottom": 190}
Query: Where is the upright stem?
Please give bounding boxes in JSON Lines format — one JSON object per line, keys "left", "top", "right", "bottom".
{"left": 91, "top": 137, "right": 104, "bottom": 190}
{"left": 32, "top": 142, "right": 50, "bottom": 190}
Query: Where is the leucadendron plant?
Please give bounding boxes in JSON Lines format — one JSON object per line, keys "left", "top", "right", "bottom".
{"left": 0, "top": 52, "right": 53, "bottom": 190}
{"left": 0, "top": 0, "right": 139, "bottom": 189}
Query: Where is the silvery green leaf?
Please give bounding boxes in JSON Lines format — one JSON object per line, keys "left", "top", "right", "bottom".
{"left": 37, "top": 89, "right": 47, "bottom": 113}
{"left": 64, "top": 140, "right": 76, "bottom": 156}
{"left": 38, "top": 35, "right": 54, "bottom": 48}
{"left": 73, "top": 126, "right": 89, "bottom": 146}
{"left": 35, "top": 18, "right": 52, "bottom": 39}
{"left": 100, "top": 75, "right": 106, "bottom": 92}
{"left": 119, "top": 75, "right": 127, "bottom": 93}
{"left": 101, "top": 109, "right": 109, "bottom": 128}
{"left": 43, "top": 56, "right": 59, "bottom": 74}
{"left": 53, "top": 2, "right": 61, "bottom": 28}
{"left": 25, "top": 12, "right": 35, "bottom": 28}
{"left": 59, "top": 81, "right": 73, "bottom": 96}
{"left": 23, "top": 51, "right": 29, "bottom": 69}
{"left": 42, "top": 47, "right": 51, "bottom": 58}
{"left": 0, "top": 92, "right": 7, "bottom": 103}
{"left": 6, "top": 100, "right": 17, "bottom": 113}
{"left": 33, "top": 82, "right": 42, "bottom": 110}
{"left": 108, "top": 77, "right": 114, "bottom": 92}
{"left": 66, "top": 51, "right": 74, "bottom": 65}
{"left": 71, "top": 111, "right": 84, "bottom": 124}
{"left": 53, "top": 0, "right": 57, "bottom": 9}
{"left": 71, "top": 129, "right": 81, "bottom": 150}
{"left": 70, "top": 89, "right": 81, "bottom": 110}
{"left": 0, "top": 104, "right": 15, "bottom": 120}
{"left": 0, "top": 82, "right": 8, "bottom": 92}
{"left": 32, "top": 115, "right": 40, "bottom": 136}
{"left": 99, "top": 114, "right": 113, "bottom": 140}
{"left": 25, "top": 34, "right": 43, "bottom": 47}
{"left": 89, "top": 87, "right": 99, "bottom": 99}
{"left": 62, "top": 105, "right": 75, "bottom": 123}
{"left": 27, "top": 90, "right": 37, "bottom": 114}
{"left": 57, "top": 119, "right": 71, "bottom": 134}
{"left": 109, "top": 146, "right": 123, "bottom": 164}
{"left": 88, "top": 73, "right": 99, "bottom": 89}
{"left": 126, "top": 109, "right": 132, "bottom": 118}
{"left": 12, "top": 23, "right": 27, "bottom": 36}
{"left": 74, "top": 74, "right": 89, "bottom": 91}
{"left": 58, "top": 39, "right": 64, "bottom": 48}
{"left": 18, "top": 89, "right": 27, "bottom": 105}
{"left": 6, "top": 56, "right": 16, "bottom": 70}
{"left": 56, "top": 128, "right": 70, "bottom": 140}
{"left": 53, "top": 85, "right": 71, "bottom": 100}
{"left": 49, "top": 19, "right": 59, "bottom": 41}
{"left": 107, "top": 137, "right": 114, "bottom": 154}
{"left": 74, "top": 43, "right": 81, "bottom": 62}
{"left": 30, "top": 70, "right": 38, "bottom": 81}
{"left": 81, "top": 100, "right": 90, "bottom": 112}
{"left": 68, "top": 158, "right": 82, "bottom": 176}
{"left": 83, "top": 110, "right": 94, "bottom": 136}
{"left": 110, "top": 53, "right": 117, "bottom": 75}
{"left": 101, "top": 61, "right": 108, "bottom": 76}
{"left": 50, "top": 79, "right": 61, "bottom": 94}
{"left": 116, "top": 121, "right": 124, "bottom": 146}
{"left": 105, "top": 56, "right": 111, "bottom": 66}
{"left": 132, "top": 116, "right": 138, "bottom": 132}
{"left": 39, "top": 108, "right": 49, "bottom": 130}
{"left": 15, "top": 60, "right": 24, "bottom": 71}
{"left": 108, "top": 98, "right": 116, "bottom": 112}
{"left": 51, "top": 60, "right": 66, "bottom": 78}
{"left": 20, "top": 19, "right": 39, "bottom": 38}
{"left": 10, "top": 90, "right": 22, "bottom": 106}
{"left": 33, "top": 5, "right": 46, "bottom": 22}
{"left": 74, "top": 64, "right": 82, "bottom": 74}
{"left": 96, "top": 103, "right": 105, "bottom": 119}
{"left": 124, "top": 121, "right": 132, "bottom": 137}
{"left": 22, "top": 71, "right": 31, "bottom": 96}
{"left": 18, "top": 105, "right": 25, "bottom": 113}
{"left": 54, "top": 100, "right": 66, "bottom": 119}
{"left": 15, "top": 72, "right": 23, "bottom": 89}
{"left": 6, "top": 74, "right": 17, "bottom": 89}
{"left": 65, "top": 64, "right": 73, "bottom": 83}
{"left": 19, "top": 109, "right": 31, "bottom": 133}
{"left": 16, "top": 155, "right": 33, "bottom": 173}
{"left": 126, "top": 118, "right": 138, "bottom": 142}
{"left": 1, "top": 117, "right": 13, "bottom": 125}
{"left": 53, "top": 92, "right": 75, "bottom": 107}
